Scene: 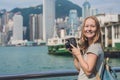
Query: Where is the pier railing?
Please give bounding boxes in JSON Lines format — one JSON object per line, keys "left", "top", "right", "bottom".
{"left": 0, "top": 67, "right": 120, "bottom": 80}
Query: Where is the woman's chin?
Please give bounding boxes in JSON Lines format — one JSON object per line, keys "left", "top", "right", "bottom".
{"left": 86, "top": 35, "right": 94, "bottom": 38}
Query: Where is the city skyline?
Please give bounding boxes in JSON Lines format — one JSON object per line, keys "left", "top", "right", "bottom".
{"left": 0, "top": 0, "right": 120, "bottom": 14}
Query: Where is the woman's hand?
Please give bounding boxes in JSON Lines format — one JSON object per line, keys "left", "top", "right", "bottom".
{"left": 70, "top": 44, "right": 81, "bottom": 56}
{"left": 66, "top": 48, "right": 72, "bottom": 54}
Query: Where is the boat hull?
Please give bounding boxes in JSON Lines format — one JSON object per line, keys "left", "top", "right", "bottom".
{"left": 48, "top": 44, "right": 71, "bottom": 56}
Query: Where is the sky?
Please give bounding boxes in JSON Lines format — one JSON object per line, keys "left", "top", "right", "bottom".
{"left": 0, "top": 0, "right": 120, "bottom": 14}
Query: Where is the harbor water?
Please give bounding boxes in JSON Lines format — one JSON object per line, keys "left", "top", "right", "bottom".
{"left": 0, "top": 46, "right": 119, "bottom": 80}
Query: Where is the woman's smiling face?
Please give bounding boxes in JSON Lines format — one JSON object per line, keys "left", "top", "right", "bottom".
{"left": 83, "top": 18, "right": 97, "bottom": 40}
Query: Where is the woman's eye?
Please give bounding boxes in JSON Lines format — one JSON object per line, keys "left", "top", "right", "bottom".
{"left": 85, "top": 26, "right": 88, "bottom": 27}
{"left": 91, "top": 25, "right": 95, "bottom": 27}
{"left": 84, "top": 25, "right": 96, "bottom": 27}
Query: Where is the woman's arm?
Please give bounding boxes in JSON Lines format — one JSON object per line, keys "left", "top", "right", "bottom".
{"left": 67, "top": 49, "right": 81, "bottom": 71}
{"left": 76, "top": 53, "right": 97, "bottom": 76}
{"left": 73, "top": 55, "right": 80, "bottom": 71}
{"left": 71, "top": 44, "right": 97, "bottom": 77}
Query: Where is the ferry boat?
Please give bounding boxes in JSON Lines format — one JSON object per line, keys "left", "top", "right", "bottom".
{"left": 47, "top": 35, "right": 79, "bottom": 55}
{"left": 47, "top": 21, "right": 80, "bottom": 55}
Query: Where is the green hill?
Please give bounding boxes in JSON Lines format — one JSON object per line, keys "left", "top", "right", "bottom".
{"left": 10, "top": 0, "right": 82, "bottom": 27}
{"left": 55, "top": 0, "right": 82, "bottom": 18}
{"left": 10, "top": 0, "right": 82, "bottom": 40}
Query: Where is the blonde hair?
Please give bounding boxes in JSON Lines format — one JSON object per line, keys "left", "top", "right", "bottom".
{"left": 80, "top": 16, "right": 101, "bottom": 50}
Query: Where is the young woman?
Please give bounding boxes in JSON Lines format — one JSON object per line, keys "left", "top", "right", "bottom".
{"left": 70, "top": 16, "right": 104, "bottom": 80}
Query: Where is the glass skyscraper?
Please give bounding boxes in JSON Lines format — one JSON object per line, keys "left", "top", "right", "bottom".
{"left": 68, "top": 9, "right": 79, "bottom": 36}
{"left": 82, "top": 0, "right": 91, "bottom": 18}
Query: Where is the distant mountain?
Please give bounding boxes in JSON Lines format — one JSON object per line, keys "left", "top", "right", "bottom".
{"left": 55, "top": 0, "right": 82, "bottom": 18}
{"left": 10, "top": 0, "right": 82, "bottom": 40}
{"left": 0, "top": 9, "right": 7, "bottom": 16}
{"left": 10, "top": 0, "right": 82, "bottom": 27}
{"left": 11, "top": 5, "right": 43, "bottom": 27}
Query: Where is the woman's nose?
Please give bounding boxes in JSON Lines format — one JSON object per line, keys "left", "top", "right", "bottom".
{"left": 87, "top": 26, "right": 91, "bottom": 30}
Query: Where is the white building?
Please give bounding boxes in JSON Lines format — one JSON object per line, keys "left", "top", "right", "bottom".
{"left": 11, "top": 13, "right": 23, "bottom": 44}
{"left": 43, "top": 0, "right": 55, "bottom": 41}
{"left": 96, "top": 14, "right": 119, "bottom": 26}
{"left": 96, "top": 14, "right": 120, "bottom": 48}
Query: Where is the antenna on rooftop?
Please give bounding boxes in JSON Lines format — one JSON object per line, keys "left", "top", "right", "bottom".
{"left": 53, "top": 20, "right": 58, "bottom": 38}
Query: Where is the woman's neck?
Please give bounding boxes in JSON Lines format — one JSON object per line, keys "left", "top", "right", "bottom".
{"left": 88, "top": 39, "right": 93, "bottom": 45}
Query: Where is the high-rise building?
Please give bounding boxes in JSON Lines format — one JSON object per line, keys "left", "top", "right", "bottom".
{"left": 68, "top": 9, "right": 79, "bottom": 36}
{"left": 29, "top": 14, "right": 36, "bottom": 41}
{"left": 90, "top": 8, "right": 98, "bottom": 16}
{"left": 43, "top": 0, "right": 55, "bottom": 41}
{"left": 82, "top": 0, "right": 91, "bottom": 18}
{"left": 38, "top": 14, "right": 43, "bottom": 40}
{"left": 0, "top": 17, "right": 2, "bottom": 32}
{"left": 29, "top": 14, "right": 43, "bottom": 41}
{"left": 12, "top": 13, "right": 23, "bottom": 41}
{"left": 0, "top": 12, "right": 14, "bottom": 43}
